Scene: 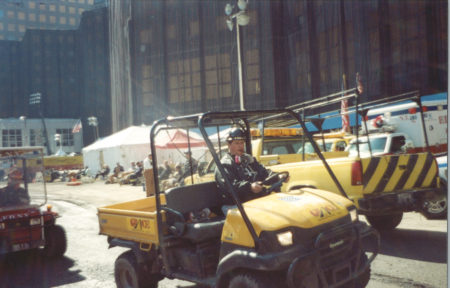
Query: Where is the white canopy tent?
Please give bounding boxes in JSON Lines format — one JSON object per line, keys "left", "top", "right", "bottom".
{"left": 82, "top": 126, "right": 207, "bottom": 174}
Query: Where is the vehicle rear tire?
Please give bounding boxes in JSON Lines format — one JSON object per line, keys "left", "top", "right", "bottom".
{"left": 115, "top": 250, "right": 158, "bottom": 288}
{"left": 365, "top": 213, "right": 403, "bottom": 231}
{"left": 42, "top": 225, "right": 67, "bottom": 258}
{"left": 354, "top": 253, "right": 371, "bottom": 288}
{"left": 421, "top": 181, "right": 447, "bottom": 219}
{"left": 228, "top": 271, "right": 277, "bottom": 288}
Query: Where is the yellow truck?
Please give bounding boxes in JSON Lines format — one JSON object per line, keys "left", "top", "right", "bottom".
{"left": 97, "top": 109, "right": 379, "bottom": 288}
{"left": 250, "top": 128, "right": 350, "bottom": 165}
{"left": 186, "top": 130, "right": 350, "bottom": 185}
{"left": 43, "top": 155, "right": 83, "bottom": 182}
{"left": 271, "top": 90, "right": 443, "bottom": 230}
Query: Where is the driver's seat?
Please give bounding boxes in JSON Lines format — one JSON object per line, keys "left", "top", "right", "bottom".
{"left": 164, "top": 181, "right": 225, "bottom": 243}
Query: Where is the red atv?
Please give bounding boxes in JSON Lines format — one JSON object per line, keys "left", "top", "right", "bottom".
{"left": 0, "top": 147, "right": 67, "bottom": 258}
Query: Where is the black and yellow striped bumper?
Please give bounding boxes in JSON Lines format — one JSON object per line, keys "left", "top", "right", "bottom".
{"left": 358, "top": 152, "right": 440, "bottom": 214}
{"left": 361, "top": 152, "right": 439, "bottom": 194}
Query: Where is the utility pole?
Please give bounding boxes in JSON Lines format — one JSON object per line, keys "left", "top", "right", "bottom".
{"left": 29, "top": 92, "right": 51, "bottom": 155}
{"left": 225, "top": 0, "right": 250, "bottom": 111}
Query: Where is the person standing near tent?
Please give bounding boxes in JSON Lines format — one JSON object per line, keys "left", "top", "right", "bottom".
{"left": 143, "top": 153, "right": 152, "bottom": 170}
{"left": 179, "top": 150, "right": 198, "bottom": 184}
{"left": 143, "top": 153, "right": 154, "bottom": 195}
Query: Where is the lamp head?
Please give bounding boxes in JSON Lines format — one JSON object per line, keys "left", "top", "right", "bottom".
{"left": 237, "top": 0, "right": 247, "bottom": 11}
{"left": 236, "top": 13, "right": 250, "bottom": 26}
{"left": 225, "top": 3, "right": 234, "bottom": 16}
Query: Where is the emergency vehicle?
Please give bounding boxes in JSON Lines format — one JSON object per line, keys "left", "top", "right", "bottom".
{"left": 363, "top": 98, "right": 447, "bottom": 154}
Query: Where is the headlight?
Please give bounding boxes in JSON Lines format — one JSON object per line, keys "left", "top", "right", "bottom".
{"left": 0, "top": 222, "right": 5, "bottom": 229}
{"left": 349, "top": 208, "right": 358, "bottom": 222}
{"left": 30, "top": 218, "right": 41, "bottom": 225}
{"left": 277, "top": 231, "right": 293, "bottom": 246}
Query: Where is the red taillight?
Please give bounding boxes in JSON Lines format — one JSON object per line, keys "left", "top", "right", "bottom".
{"left": 408, "top": 107, "right": 417, "bottom": 114}
{"left": 352, "top": 161, "right": 362, "bottom": 185}
{"left": 422, "top": 106, "right": 428, "bottom": 112}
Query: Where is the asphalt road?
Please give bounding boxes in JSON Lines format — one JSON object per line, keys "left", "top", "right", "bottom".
{"left": 0, "top": 181, "right": 447, "bottom": 288}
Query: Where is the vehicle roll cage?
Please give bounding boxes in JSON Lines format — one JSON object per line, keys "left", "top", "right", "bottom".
{"left": 149, "top": 109, "right": 348, "bottom": 250}
{"left": 0, "top": 147, "right": 48, "bottom": 206}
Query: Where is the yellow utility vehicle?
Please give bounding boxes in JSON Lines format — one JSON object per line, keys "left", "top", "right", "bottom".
{"left": 250, "top": 128, "right": 304, "bottom": 165}
{"left": 272, "top": 89, "right": 442, "bottom": 230}
{"left": 97, "top": 109, "right": 379, "bottom": 288}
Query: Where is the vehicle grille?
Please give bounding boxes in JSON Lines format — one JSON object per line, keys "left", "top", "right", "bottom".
{"left": 315, "top": 224, "right": 358, "bottom": 285}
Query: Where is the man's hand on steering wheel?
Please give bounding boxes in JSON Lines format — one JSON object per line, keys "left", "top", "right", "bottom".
{"left": 260, "top": 171, "right": 290, "bottom": 195}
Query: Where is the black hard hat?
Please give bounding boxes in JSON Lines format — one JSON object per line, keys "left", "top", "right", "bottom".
{"left": 226, "top": 127, "right": 246, "bottom": 142}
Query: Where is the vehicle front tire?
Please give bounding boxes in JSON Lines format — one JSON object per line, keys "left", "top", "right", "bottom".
{"left": 228, "top": 271, "right": 277, "bottom": 288}
{"left": 365, "top": 213, "right": 403, "bottom": 231}
{"left": 421, "top": 180, "right": 447, "bottom": 219}
{"left": 42, "top": 225, "right": 67, "bottom": 258}
{"left": 115, "top": 250, "right": 158, "bottom": 288}
{"left": 354, "top": 253, "right": 371, "bottom": 288}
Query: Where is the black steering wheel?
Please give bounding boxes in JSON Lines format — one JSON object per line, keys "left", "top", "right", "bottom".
{"left": 261, "top": 171, "right": 289, "bottom": 195}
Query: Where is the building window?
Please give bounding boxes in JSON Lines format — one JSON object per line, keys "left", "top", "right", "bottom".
{"left": 59, "top": 5, "right": 66, "bottom": 13}
{"left": 18, "top": 12, "right": 25, "bottom": 20}
{"left": 29, "top": 13, "right": 36, "bottom": 22}
{"left": 69, "top": 17, "right": 76, "bottom": 25}
{"left": 60, "top": 16, "right": 66, "bottom": 24}
{"left": 29, "top": 2, "right": 36, "bottom": 9}
{"left": 56, "top": 129, "right": 74, "bottom": 146}
{"left": 49, "top": 5, "right": 56, "bottom": 12}
{"left": 69, "top": 7, "right": 76, "bottom": 14}
{"left": 2, "top": 129, "right": 22, "bottom": 147}
{"left": 39, "top": 15, "right": 47, "bottom": 23}
{"left": 50, "top": 15, "right": 56, "bottom": 24}
{"left": 7, "top": 11, "right": 15, "bottom": 19}
{"left": 19, "top": 24, "right": 25, "bottom": 32}
{"left": 7, "top": 24, "right": 15, "bottom": 32}
{"left": 29, "top": 129, "right": 43, "bottom": 146}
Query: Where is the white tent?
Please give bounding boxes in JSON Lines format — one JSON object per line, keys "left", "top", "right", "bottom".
{"left": 82, "top": 126, "right": 208, "bottom": 174}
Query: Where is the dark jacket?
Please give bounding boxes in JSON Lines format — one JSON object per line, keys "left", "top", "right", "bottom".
{"left": 215, "top": 153, "right": 275, "bottom": 205}
{"left": 0, "top": 185, "right": 29, "bottom": 206}
{"left": 181, "top": 158, "right": 198, "bottom": 180}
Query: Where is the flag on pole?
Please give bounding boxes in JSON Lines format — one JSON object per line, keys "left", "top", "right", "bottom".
{"left": 356, "top": 72, "right": 364, "bottom": 94}
{"left": 72, "top": 119, "right": 82, "bottom": 133}
{"left": 341, "top": 74, "right": 350, "bottom": 133}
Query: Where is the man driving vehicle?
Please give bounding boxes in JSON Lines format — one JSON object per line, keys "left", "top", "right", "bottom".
{"left": 0, "top": 168, "right": 30, "bottom": 207}
{"left": 215, "top": 127, "right": 288, "bottom": 209}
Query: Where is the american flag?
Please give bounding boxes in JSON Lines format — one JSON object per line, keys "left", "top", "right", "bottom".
{"left": 72, "top": 119, "right": 82, "bottom": 133}
{"left": 341, "top": 75, "right": 350, "bottom": 133}
{"left": 356, "top": 72, "right": 364, "bottom": 94}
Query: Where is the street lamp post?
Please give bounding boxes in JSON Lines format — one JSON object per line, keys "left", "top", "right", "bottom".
{"left": 19, "top": 116, "right": 27, "bottom": 146}
{"left": 88, "top": 116, "right": 99, "bottom": 141}
{"left": 225, "top": 0, "right": 250, "bottom": 111}
{"left": 29, "top": 92, "right": 51, "bottom": 154}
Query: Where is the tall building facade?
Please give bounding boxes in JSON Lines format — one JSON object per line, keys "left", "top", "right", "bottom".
{"left": 0, "top": 1, "right": 447, "bottom": 146}
{"left": 0, "top": 6, "right": 110, "bottom": 146}
{"left": 123, "top": 0, "right": 447, "bottom": 128}
{"left": 0, "top": 0, "right": 98, "bottom": 41}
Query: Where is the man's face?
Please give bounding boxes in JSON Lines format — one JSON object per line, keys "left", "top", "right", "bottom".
{"left": 228, "top": 140, "right": 245, "bottom": 156}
